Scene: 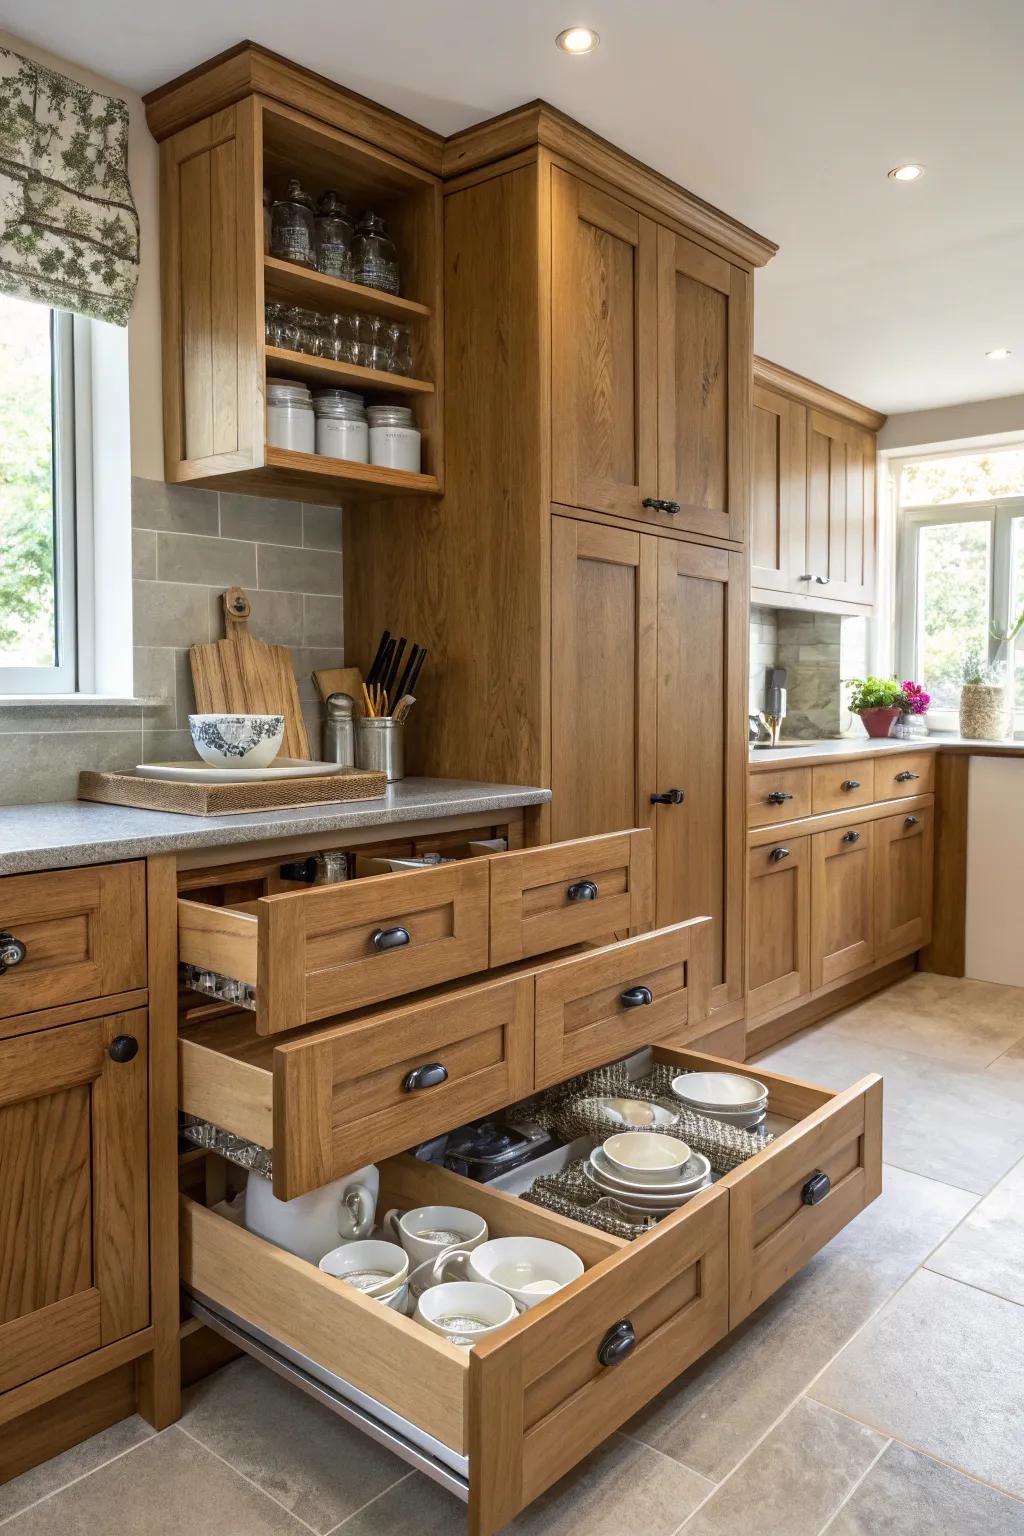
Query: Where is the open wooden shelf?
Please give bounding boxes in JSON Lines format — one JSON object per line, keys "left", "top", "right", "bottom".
{"left": 264, "top": 256, "right": 431, "bottom": 321}
{"left": 265, "top": 346, "right": 434, "bottom": 395}
{"left": 264, "top": 446, "right": 440, "bottom": 499}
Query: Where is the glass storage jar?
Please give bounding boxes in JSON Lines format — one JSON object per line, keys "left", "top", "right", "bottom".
{"left": 315, "top": 191, "right": 354, "bottom": 280}
{"left": 367, "top": 403, "right": 420, "bottom": 472}
{"left": 352, "top": 213, "right": 399, "bottom": 294}
{"left": 313, "top": 390, "right": 368, "bottom": 462}
{"left": 266, "top": 377, "right": 315, "bottom": 453}
{"left": 271, "top": 179, "right": 316, "bottom": 268}
{"left": 386, "top": 321, "right": 413, "bottom": 376}
{"left": 293, "top": 307, "right": 321, "bottom": 355}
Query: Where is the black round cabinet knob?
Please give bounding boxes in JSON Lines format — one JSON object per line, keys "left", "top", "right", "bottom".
{"left": 108, "top": 1035, "right": 139, "bottom": 1064}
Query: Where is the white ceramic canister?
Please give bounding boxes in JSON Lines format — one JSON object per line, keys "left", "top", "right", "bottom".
{"left": 266, "top": 376, "right": 314, "bottom": 453}
{"left": 367, "top": 403, "right": 421, "bottom": 472}
{"left": 313, "top": 389, "right": 368, "bottom": 462}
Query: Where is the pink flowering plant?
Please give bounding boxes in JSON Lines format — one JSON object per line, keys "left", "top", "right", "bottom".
{"left": 900, "top": 679, "right": 930, "bottom": 715}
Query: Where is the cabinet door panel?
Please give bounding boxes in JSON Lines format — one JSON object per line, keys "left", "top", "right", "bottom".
{"left": 550, "top": 517, "right": 656, "bottom": 842}
{"left": 875, "top": 808, "right": 934, "bottom": 955}
{"left": 654, "top": 540, "right": 745, "bottom": 1008}
{"left": 751, "top": 385, "right": 806, "bottom": 593}
{"left": 806, "top": 411, "right": 875, "bottom": 604}
{"left": 811, "top": 824, "right": 875, "bottom": 988}
{"left": 551, "top": 169, "right": 657, "bottom": 517}
{"left": 658, "top": 229, "right": 751, "bottom": 542}
{"left": 0, "top": 1011, "right": 149, "bottom": 1392}
{"left": 747, "top": 838, "right": 810, "bottom": 1018}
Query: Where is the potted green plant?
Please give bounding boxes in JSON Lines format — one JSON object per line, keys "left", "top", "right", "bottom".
{"left": 847, "top": 677, "right": 907, "bottom": 738}
{"left": 959, "top": 644, "right": 1007, "bottom": 740}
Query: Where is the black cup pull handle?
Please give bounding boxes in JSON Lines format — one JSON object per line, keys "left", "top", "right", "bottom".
{"left": 567, "top": 879, "right": 599, "bottom": 902}
{"left": 842, "top": 830, "right": 861, "bottom": 844}
{"left": 766, "top": 790, "right": 794, "bottom": 805}
{"left": 0, "top": 932, "right": 27, "bottom": 973}
{"left": 372, "top": 926, "right": 411, "bottom": 951}
{"left": 768, "top": 846, "right": 790, "bottom": 863}
{"left": 108, "top": 1034, "right": 139, "bottom": 1064}
{"left": 801, "top": 1170, "right": 831, "bottom": 1206}
{"left": 650, "top": 788, "right": 684, "bottom": 805}
{"left": 841, "top": 779, "right": 861, "bottom": 791}
{"left": 403, "top": 1062, "right": 449, "bottom": 1092}
{"left": 895, "top": 770, "right": 920, "bottom": 783}
{"left": 620, "top": 985, "right": 653, "bottom": 1008}
{"left": 597, "top": 1319, "right": 636, "bottom": 1367}
{"left": 904, "top": 815, "right": 919, "bottom": 829}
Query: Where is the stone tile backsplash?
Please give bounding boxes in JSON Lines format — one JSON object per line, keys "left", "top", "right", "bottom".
{"left": 749, "top": 604, "right": 869, "bottom": 740}
{"left": 0, "top": 480, "right": 344, "bottom": 804}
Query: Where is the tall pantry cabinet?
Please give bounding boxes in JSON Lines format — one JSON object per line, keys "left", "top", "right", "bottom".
{"left": 345, "top": 106, "right": 777, "bottom": 1020}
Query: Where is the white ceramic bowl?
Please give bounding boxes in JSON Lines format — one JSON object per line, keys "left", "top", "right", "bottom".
{"left": 188, "top": 713, "right": 284, "bottom": 769}
{"left": 602, "top": 1131, "right": 691, "bottom": 1181}
{"left": 577, "top": 1096, "right": 677, "bottom": 1130}
{"left": 588, "top": 1146, "right": 710, "bottom": 1195}
{"left": 671, "top": 1072, "right": 768, "bottom": 1112}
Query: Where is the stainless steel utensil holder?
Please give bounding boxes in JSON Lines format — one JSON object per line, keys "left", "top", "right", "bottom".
{"left": 355, "top": 717, "right": 405, "bottom": 780}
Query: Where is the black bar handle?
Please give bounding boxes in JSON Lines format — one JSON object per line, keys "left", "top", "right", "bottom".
{"left": 641, "top": 497, "right": 661, "bottom": 510}
{"left": 567, "top": 880, "right": 599, "bottom": 903}
{"left": 372, "top": 926, "right": 411, "bottom": 951}
{"left": 842, "top": 830, "right": 861, "bottom": 844}
{"left": 650, "top": 788, "right": 684, "bottom": 805}
{"left": 814, "top": 575, "right": 831, "bottom": 585}
{"left": 768, "top": 846, "right": 790, "bottom": 863}
{"left": 0, "top": 932, "right": 27, "bottom": 973}
{"left": 801, "top": 1170, "right": 831, "bottom": 1206}
{"left": 895, "top": 770, "right": 920, "bottom": 783}
{"left": 662, "top": 500, "right": 681, "bottom": 514}
{"left": 597, "top": 1319, "right": 636, "bottom": 1367}
{"left": 904, "top": 815, "right": 919, "bottom": 829}
{"left": 108, "top": 1034, "right": 139, "bottom": 1064}
{"left": 403, "top": 1062, "right": 448, "bottom": 1092}
{"left": 620, "top": 986, "right": 653, "bottom": 1008}
{"left": 841, "top": 779, "right": 861, "bottom": 791}
{"left": 766, "top": 790, "right": 793, "bottom": 805}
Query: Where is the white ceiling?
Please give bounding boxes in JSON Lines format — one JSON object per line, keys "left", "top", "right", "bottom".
{"left": 6, "top": 0, "right": 1024, "bottom": 415}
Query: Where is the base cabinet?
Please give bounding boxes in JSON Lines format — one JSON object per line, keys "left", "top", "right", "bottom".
{"left": 875, "top": 808, "right": 934, "bottom": 956}
{"left": 746, "top": 837, "right": 810, "bottom": 1017}
{"left": 810, "top": 823, "right": 875, "bottom": 988}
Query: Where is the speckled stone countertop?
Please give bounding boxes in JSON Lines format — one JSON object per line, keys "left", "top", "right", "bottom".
{"left": 0, "top": 778, "right": 551, "bottom": 876}
{"left": 749, "top": 736, "right": 1024, "bottom": 768}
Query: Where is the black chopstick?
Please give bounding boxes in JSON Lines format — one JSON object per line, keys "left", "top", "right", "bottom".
{"left": 366, "top": 630, "right": 391, "bottom": 687}
{"left": 392, "top": 643, "right": 420, "bottom": 703}
{"left": 384, "top": 637, "right": 406, "bottom": 699}
{"left": 405, "top": 646, "right": 427, "bottom": 697}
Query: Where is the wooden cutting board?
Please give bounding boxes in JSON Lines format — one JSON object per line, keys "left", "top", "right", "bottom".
{"left": 190, "top": 587, "right": 311, "bottom": 759}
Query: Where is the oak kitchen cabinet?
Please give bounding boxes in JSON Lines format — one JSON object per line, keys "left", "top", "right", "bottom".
{"left": 746, "top": 835, "right": 810, "bottom": 1018}
{"left": 751, "top": 359, "right": 885, "bottom": 612}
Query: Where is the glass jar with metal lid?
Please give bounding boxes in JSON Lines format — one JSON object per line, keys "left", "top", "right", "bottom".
{"left": 314, "top": 390, "right": 368, "bottom": 462}
{"left": 315, "top": 191, "right": 354, "bottom": 280}
{"left": 367, "top": 402, "right": 420, "bottom": 472}
{"left": 352, "top": 213, "right": 399, "bottom": 294}
{"left": 270, "top": 179, "right": 316, "bottom": 268}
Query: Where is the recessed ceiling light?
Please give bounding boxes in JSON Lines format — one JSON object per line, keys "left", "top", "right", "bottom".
{"left": 556, "top": 26, "right": 600, "bottom": 53}
{"left": 986, "top": 348, "right": 1012, "bottom": 360}
{"left": 888, "top": 163, "right": 925, "bottom": 181}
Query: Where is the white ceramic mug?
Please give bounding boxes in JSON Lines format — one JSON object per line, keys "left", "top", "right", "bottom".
{"left": 415, "top": 1281, "right": 518, "bottom": 1345}
{"left": 383, "top": 1205, "right": 488, "bottom": 1267}
{"left": 243, "top": 1165, "right": 379, "bottom": 1264}
{"left": 432, "top": 1236, "right": 584, "bottom": 1310}
{"left": 319, "top": 1239, "right": 409, "bottom": 1298}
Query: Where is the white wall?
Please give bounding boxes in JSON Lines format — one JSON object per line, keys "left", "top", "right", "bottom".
{"left": 965, "top": 757, "right": 1024, "bottom": 987}
{"left": 879, "top": 394, "right": 1024, "bottom": 455}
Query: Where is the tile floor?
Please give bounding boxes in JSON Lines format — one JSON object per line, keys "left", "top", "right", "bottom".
{"left": 3, "top": 972, "right": 1023, "bottom": 1534}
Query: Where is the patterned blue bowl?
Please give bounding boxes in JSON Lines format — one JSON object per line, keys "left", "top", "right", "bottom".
{"left": 188, "top": 714, "right": 284, "bottom": 769}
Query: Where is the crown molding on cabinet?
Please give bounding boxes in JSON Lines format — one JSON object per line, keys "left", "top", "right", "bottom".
{"left": 754, "top": 356, "right": 887, "bottom": 432}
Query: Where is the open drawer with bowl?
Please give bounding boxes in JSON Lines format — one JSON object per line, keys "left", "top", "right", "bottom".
{"left": 180, "top": 1037, "right": 881, "bottom": 1536}
{"left": 177, "top": 829, "right": 653, "bottom": 1036}
{"left": 178, "top": 919, "right": 710, "bottom": 1199}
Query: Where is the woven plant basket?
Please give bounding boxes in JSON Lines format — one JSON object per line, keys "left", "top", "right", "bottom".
{"left": 959, "top": 684, "right": 1007, "bottom": 741}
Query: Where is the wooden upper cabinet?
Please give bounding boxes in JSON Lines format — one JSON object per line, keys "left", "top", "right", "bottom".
{"left": 751, "top": 383, "right": 806, "bottom": 593}
{"left": 549, "top": 517, "right": 656, "bottom": 842}
{"left": 657, "top": 228, "right": 751, "bottom": 542}
{"left": 806, "top": 410, "right": 876, "bottom": 605}
{"left": 0, "top": 1011, "right": 150, "bottom": 1394}
{"left": 550, "top": 168, "right": 657, "bottom": 519}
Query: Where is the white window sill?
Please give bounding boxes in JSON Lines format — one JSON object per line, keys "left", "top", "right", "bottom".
{"left": 0, "top": 694, "right": 161, "bottom": 709}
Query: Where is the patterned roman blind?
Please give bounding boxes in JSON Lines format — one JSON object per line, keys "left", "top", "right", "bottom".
{"left": 0, "top": 46, "right": 139, "bottom": 325}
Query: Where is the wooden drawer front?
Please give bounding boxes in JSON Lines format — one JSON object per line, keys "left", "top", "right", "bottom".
{"left": 810, "top": 762, "right": 873, "bottom": 814}
{"left": 873, "top": 751, "right": 934, "bottom": 801}
{"left": 810, "top": 822, "right": 875, "bottom": 988}
{"left": 534, "top": 919, "right": 711, "bottom": 1090}
{"left": 179, "top": 859, "right": 490, "bottom": 1036}
{"left": 747, "top": 836, "right": 810, "bottom": 1020}
{"left": 0, "top": 863, "right": 145, "bottom": 1021}
{"left": 490, "top": 830, "right": 652, "bottom": 966}
{"left": 180, "top": 975, "right": 536, "bottom": 1200}
{"left": 875, "top": 807, "right": 934, "bottom": 956}
{"left": 748, "top": 767, "right": 811, "bottom": 827}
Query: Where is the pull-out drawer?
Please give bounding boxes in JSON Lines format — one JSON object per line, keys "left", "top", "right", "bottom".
{"left": 0, "top": 862, "right": 145, "bottom": 1020}
{"left": 748, "top": 767, "right": 812, "bottom": 828}
{"left": 810, "top": 761, "right": 873, "bottom": 814}
{"left": 180, "top": 973, "right": 536, "bottom": 1199}
{"left": 181, "top": 1155, "right": 729, "bottom": 1536}
{"left": 872, "top": 751, "right": 935, "bottom": 801}
{"left": 178, "top": 859, "right": 490, "bottom": 1035}
{"left": 533, "top": 919, "right": 711, "bottom": 1089}
{"left": 489, "top": 830, "right": 652, "bottom": 965}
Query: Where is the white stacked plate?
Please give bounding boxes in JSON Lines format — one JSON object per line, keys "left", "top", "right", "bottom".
{"left": 670, "top": 1071, "right": 769, "bottom": 1129}
{"left": 584, "top": 1145, "right": 713, "bottom": 1214}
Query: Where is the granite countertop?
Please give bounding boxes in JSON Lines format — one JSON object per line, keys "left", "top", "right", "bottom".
{"left": 0, "top": 778, "right": 552, "bottom": 876}
{"left": 749, "top": 736, "right": 1024, "bottom": 768}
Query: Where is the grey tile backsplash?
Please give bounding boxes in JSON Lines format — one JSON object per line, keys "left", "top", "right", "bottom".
{"left": 749, "top": 604, "right": 869, "bottom": 740}
{"left": 0, "top": 480, "right": 344, "bottom": 804}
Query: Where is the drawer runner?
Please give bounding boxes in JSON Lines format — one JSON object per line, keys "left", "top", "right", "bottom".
{"left": 186, "top": 1294, "right": 470, "bottom": 1497}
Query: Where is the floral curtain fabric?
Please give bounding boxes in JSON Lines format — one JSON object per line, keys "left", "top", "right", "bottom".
{"left": 0, "top": 47, "right": 139, "bottom": 325}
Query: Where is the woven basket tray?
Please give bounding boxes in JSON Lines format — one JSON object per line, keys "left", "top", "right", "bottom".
{"left": 79, "top": 766, "right": 387, "bottom": 815}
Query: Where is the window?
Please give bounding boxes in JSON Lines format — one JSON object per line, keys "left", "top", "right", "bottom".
{"left": 0, "top": 293, "right": 79, "bottom": 692}
{"left": 896, "top": 449, "right": 1024, "bottom": 733}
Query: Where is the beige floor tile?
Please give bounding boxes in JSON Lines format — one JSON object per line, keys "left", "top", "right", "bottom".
{"left": 826, "top": 972, "right": 1024, "bottom": 1069}
{"left": 0, "top": 1415, "right": 153, "bottom": 1523}
{"left": 624, "top": 1164, "right": 973, "bottom": 1483}
{"left": 825, "top": 1441, "right": 1024, "bottom": 1535}
{"left": 338, "top": 1434, "right": 712, "bottom": 1536}
{"left": 2, "top": 1428, "right": 308, "bottom": 1535}
{"left": 924, "top": 1153, "right": 1024, "bottom": 1305}
{"left": 181, "top": 1357, "right": 407, "bottom": 1532}
{"left": 811, "top": 1269, "right": 1024, "bottom": 1497}
{"left": 678, "top": 1399, "right": 885, "bottom": 1536}
{"left": 988, "top": 1036, "right": 1024, "bottom": 1083}
{"left": 754, "top": 1022, "right": 1024, "bottom": 1193}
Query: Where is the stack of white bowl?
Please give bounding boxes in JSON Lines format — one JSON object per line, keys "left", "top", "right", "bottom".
{"left": 583, "top": 1131, "right": 712, "bottom": 1217}
{"left": 670, "top": 1072, "right": 768, "bottom": 1129}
